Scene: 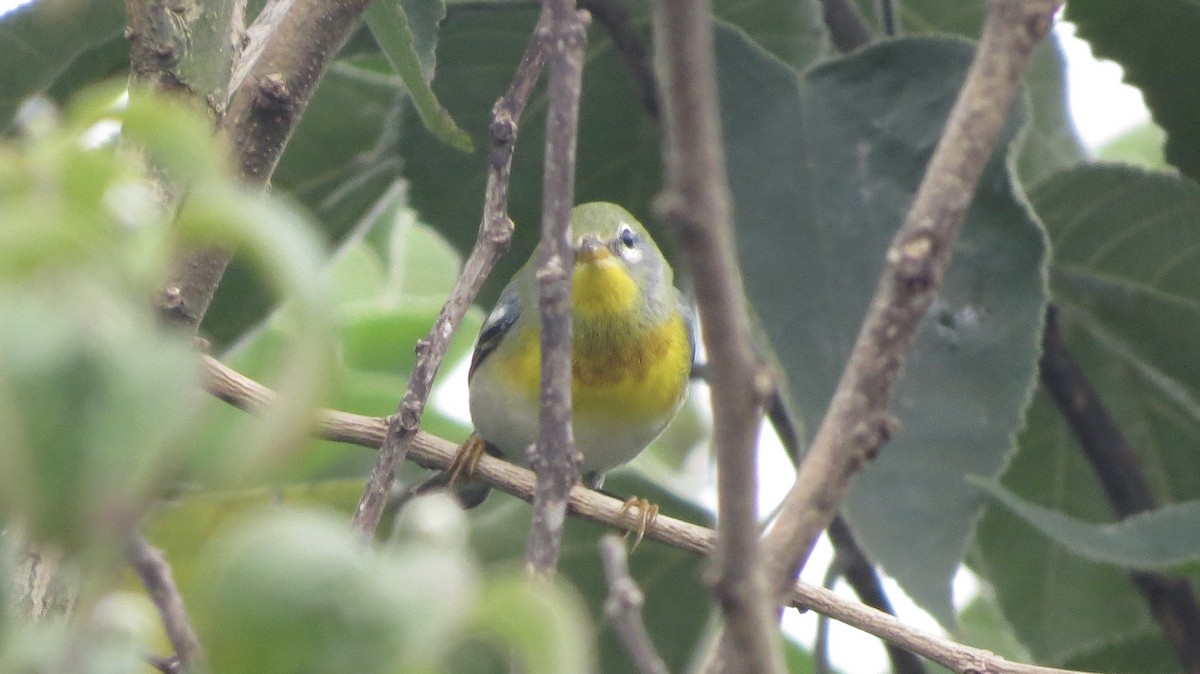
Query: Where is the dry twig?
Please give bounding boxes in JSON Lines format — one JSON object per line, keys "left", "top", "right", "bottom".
{"left": 125, "top": 533, "right": 204, "bottom": 673}
{"left": 200, "top": 353, "right": 1096, "bottom": 674}
{"left": 759, "top": 0, "right": 1061, "bottom": 606}
{"left": 352, "top": 13, "right": 551, "bottom": 537}
{"left": 599, "top": 536, "right": 670, "bottom": 674}
{"left": 524, "top": 0, "right": 591, "bottom": 574}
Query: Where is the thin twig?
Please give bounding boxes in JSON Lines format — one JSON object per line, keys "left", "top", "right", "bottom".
{"left": 652, "top": 0, "right": 782, "bottom": 670}
{"left": 199, "top": 353, "right": 1098, "bottom": 674}
{"left": 826, "top": 516, "right": 927, "bottom": 674}
{"left": 760, "top": 0, "right": 1060, "bottom": 606}
{"left": 818, "top": 0, "right": 873, "bottom": 52}
{"left": 764, "top": 384, "right": 926, "bottom": 674}
{"left": 599, "top": 536, "right": 671, "bottom": 674}
{"left": 351, "top": 14, "right": 550, "bottom": 537}
{"left": 1040, "top": 306, "right": 1200, "bottom": 673}
{"left": 126, "top": 533, "right": 204, "bottom": 673}
{"left": 579, "top": 0, "right": 660, "bottom": 120}
{"left": 525, "top": 0, "right": 591, "bottom": 573}
{"left": 877, "top": 0, "right": 902, "bottom": 37}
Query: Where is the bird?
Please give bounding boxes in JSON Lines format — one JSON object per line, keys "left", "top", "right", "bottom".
{"left": 446, "top": 201, "right": 693, "bottom": 540}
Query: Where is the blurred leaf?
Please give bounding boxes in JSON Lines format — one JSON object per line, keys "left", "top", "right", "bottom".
{"left": 366, "top": 0, "right": 472, "bottom": 151}
{"left": 0, "top": 288, "right": 198, "bottom": 551}
{"left": 469, "top": 575, "right": 596, "bottom": 674}
{"left": 0, "top": 0, "right": 127, "bottom": 129}
{"left": 459, "top": 472, "right": 712, "bottom": 673}
{"left": 975, "top": 164, "right": 1200, "bottom": 666}
{"left": 1098, "top": 122, "right": 1168, "bottom": 169}
{"left": 194, "top": 507, "right": 474, "bottom": 674}
{"left": 975, "top": 479, "right": 1200, "bottom": 572}
{"left": 1062, "top": 633, "right": 1183, "bottom": 674}
{"left": 205, "top": 212, "right": 476, "bottom": 485}
{"left": 205, "top": 65, "right": 404, "bottom": 345}
{"left": 1067, "top": 0, "right": 1200, "bottom": 182}
{"left": 719, "top": 32, "right": 1046, "bottom": 625}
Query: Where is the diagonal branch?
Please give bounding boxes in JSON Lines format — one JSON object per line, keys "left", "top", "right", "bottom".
{"left": 126, "top": 533, "right": 204, "bottom": 673}
{"left": 352, "top": 12, "right": 550, "bottom": 537}
{"left": 599, "top": 535, "right": 670, "bottom": 674}
{"left": 200, "top": 353, "right": 1096, "bottom": 674}
{"left": 760, "top": 0, "right": 1060, "bottom": 604}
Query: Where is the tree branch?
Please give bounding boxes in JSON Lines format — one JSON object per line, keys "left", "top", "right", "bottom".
{"left": 351, "top": 14, "right": 549, "bottom": 537}
{"left": 126, "top": 533, "right": 204, "bottom": 673}
{"left": 652, "top": 0, "right": 782, "bottom": 670}
{"left": 200, "top": 353, "right": 1097, "bottom": 674}
{"left": 1039, "top": 306, "right": 1200, "bottom": 673}
{"left": 154, "top": 0, "right": 377, "bottom": 329}
{"left": 578, "top": 0, "right": 660, "bottom": 120}
{"left": 818, "top": 0, "right": 873, "bottom": 52}
{"left": 765, "top": 388, "right": 925, "bottom": 674}
{"left": 525, "top": 0, "right": 590, "bottom": 573}
{"left": 599, "top": 535, "right": 670, "bottom": 674}
{"left": 760, "top": 0, "right": 1060, "bottom": 604}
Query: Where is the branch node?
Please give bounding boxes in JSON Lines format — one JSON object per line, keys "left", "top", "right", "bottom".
{"left": 254, "top": 73, "right": 294, "bottom": 109}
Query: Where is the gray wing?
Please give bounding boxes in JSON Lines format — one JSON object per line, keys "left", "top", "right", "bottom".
{"left": 468, "top": 284, "right": 522, "bottom": 381}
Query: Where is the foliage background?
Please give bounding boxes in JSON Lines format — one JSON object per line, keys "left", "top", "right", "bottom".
{"left": 2, "top": 0, "right": 1199, "bottom": 672}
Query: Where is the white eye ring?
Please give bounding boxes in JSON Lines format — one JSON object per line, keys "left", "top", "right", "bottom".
{"left": 618, "top": 222, "right": 638, "bottom": 249}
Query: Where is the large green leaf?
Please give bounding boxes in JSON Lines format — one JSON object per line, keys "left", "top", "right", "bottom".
{"left": 720, "top": 33, "right": 1046, "bottom": 625}
{"left": 0, "top": 0, "right": 127, "bottom": 129}
{"left": 403, "top": 0, "right": 827, "bottom": 308}
{"left": 851, "top": 0, "right": 1084, "bottom": 186}
{"left": 973, "top": 387, "right": 1172, "bottom": 668}
{"left": 1067, "top": 0, "right": 1200, "bottom": 182}
{"left": 976, "top": 479, "right": 1200, "bottom": 572}
{"left": 975, "top": 165, "right": 1200, "bottom": 667}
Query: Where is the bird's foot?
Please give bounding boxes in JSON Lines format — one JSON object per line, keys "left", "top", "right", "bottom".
{"left": 618, "top": 496, "right": 659, "bottom": 550}
{"left": 448, "top": 433, "right": 487, "bottom": 487}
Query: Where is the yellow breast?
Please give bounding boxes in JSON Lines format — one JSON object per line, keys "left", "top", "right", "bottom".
{"left": 494, "top": 312, "right": 691, "bottom": 424}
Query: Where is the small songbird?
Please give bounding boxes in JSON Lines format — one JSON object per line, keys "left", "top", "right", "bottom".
{"left": 448, "top": 202, "right": 693, "bottom": 536}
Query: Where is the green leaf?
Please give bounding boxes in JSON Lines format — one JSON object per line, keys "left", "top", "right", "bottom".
{"left": 973, "top": 164, "right": 1200, "bottom": 665}
{"left": 1067, "top": 0, "right": 1200, "bottom": 181}
{"left": 366, "top": 0, "right": 473, "bottom": 151}
{"left": 194, "top": 507, "right": 475, "bottom": 674}
{"left": 719, "top": 32, "right": 1046, "bottom": 625}
{"left": 1098, "top": 122, "right": 1168, "bottom": 169}
{"left": 0, "top": 0, "right": 127, "bottom": 129}
{"left": 851, "top": 0, "right": 1084, "bottom": 186}
{"left": 469, "top": 575, "right": 596, "bottom": 674}
{"left": 972, "top": 390, "right": 1164, "bottom": 665}
{"left": 975, "top": 478, "right": 1200, "bottom": 571}
{"left": 952, "top": 590, "right": 1031, "bottom": 663}
{"left": 404, "top": 0, "right": 827, "bottom": 309}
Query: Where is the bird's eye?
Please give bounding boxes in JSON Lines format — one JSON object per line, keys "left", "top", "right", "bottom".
{"left": 618, "top": 223, "right": 638, "bottom": 249}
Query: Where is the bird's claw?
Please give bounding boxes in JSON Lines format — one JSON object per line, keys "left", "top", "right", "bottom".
{"left": 618, "top": 497, "right": 659, "bottom": 550}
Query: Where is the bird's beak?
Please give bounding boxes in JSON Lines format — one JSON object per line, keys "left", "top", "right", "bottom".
{"left": 575, "top": 235, "right": 610, "bottom": 263}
